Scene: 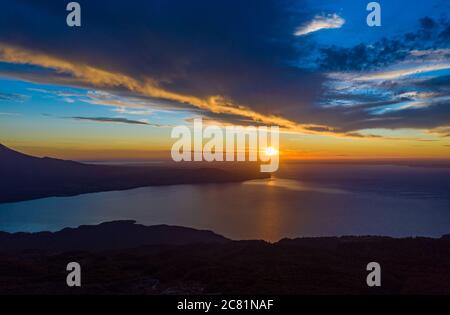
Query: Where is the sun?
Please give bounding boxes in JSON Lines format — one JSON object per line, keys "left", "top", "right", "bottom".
{"left": 264, "top": 146, "right": 278, "bottom": 157}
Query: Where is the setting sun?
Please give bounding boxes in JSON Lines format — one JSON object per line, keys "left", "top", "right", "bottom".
{"left": 264, "top": 146, "right": 278, "bottom": 157}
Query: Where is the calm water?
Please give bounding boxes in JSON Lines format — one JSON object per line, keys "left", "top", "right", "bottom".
{"left": 0, "top": 164, "right": 449, "bottom": 242}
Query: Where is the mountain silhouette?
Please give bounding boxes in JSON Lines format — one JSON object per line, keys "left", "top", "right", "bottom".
{"left": 1, "top": 220, "right": 450, "bottom": 294}
{"left": 0, "top": 220, "right": 229, "bottom": 251}
{"left": 0, "top": 144, "right": 267, "bottom": 203}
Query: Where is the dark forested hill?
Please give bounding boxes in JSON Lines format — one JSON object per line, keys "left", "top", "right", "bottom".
{"left": 0, "top": 220, "right": 449, "bottom": 294}
{"left": 0, "top": 144, "right": 267, "bottom": 203}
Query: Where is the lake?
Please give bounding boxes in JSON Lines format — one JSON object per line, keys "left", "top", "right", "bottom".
{"left": 0, "top": 163, "right": 449, "bottom": 242}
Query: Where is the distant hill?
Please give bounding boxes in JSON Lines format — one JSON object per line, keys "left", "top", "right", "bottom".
{"left": 0, "top": 144, "right": 268, "bottom": 203}
{"left": 0, "top": 220, "right": 229, "bottom": 251}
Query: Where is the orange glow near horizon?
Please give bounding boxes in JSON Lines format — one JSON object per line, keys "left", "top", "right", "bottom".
{"left": 3, "top": 133, "right": 449, "bottom": 162}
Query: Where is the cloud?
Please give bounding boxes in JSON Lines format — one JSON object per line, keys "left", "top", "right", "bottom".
{"left": 29, "top": 87, "right": 184, "bottom": 113}
{"left": 0, "top": 92, "right": 27, "bottom": 102}
{"left": 0, "top": 1, "right": 328, "bottom": 131}
{"left": 111, "top": 107, "right": 153, "bottom": 116}
{"left": 340, "top": 101, "right": 450, "bottom": 132}
{"left": 318, "top": 18, "right": 450, "bottom": 72}
{"left": 0, "top": 1, "right": 448, "bottom": 140}
{"left": 0, "top": 112, "right": 19, "bottom": 116}
{"left": 0, "top": 42, "right": 328, "bottom": 133}
{"left": 294, "top": 13, "right": 345, "bottom": 36}
{"left": 316, "top": 36, "right": 450, "bottom": 134}
{"left": 69, "top": 116, "right": 153, "bottom": 126}
{"left": 428, "top": 126, "right": 450, "bottom": 137}
{"left": 352, "top": 63, "right": 450, "bottom": 81}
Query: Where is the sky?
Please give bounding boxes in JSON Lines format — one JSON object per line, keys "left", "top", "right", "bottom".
{"left": 0, "top": 0, "right": 449, "bottom": 160}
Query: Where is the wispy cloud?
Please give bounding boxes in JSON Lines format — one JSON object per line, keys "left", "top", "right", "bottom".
{"left": 0, "top": 92, "right": 28, "bottom": 102}
{"left": 28, "top": 87, "right": 175, "bottom": 112}
{"left": 70, "top": 116, "right": 151, "bottom": 126}
{"left": 112, "top": 107, "right": 153, "bottom": 116}
{"left": 353, "top": 63, "right": 450, "bottom": 81}
{"left": 294, "top": 13, "right": 345, "bottom": 36}
{"left": 0, "top": 112, "right": 19, "bottom": 116}
{"left": 428, "top": 126, "right": 450, "bottom": 137}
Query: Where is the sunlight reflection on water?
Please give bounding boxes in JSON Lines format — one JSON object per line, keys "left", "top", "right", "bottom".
{"left": 243, "top": 178, "right": 350, "bottom": 195}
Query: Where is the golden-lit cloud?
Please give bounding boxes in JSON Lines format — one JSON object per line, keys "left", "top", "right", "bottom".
{"left": 427, "top": 126, "right": 450, "bottom": 137}
{"left": 0, "top": 43, "right": 333, "bottom": 135}
{"left": 0, "top": 43, "right": 448, "bottom": 146}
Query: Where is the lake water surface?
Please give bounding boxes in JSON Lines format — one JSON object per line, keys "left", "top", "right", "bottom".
{"left": 1, "top": 164, "right": 449, "bottom": 241}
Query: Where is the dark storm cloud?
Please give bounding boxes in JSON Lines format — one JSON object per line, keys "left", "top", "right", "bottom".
{"left": 0, "top": 0, "right": 326, "bottom": 125}
{"left": 0, "top": 0, "right": 317, "bottom": 93}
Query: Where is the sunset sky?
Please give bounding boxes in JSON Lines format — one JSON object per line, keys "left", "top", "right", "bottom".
{"left": 0, "top": 0, "right": 449, "bottom": 161}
